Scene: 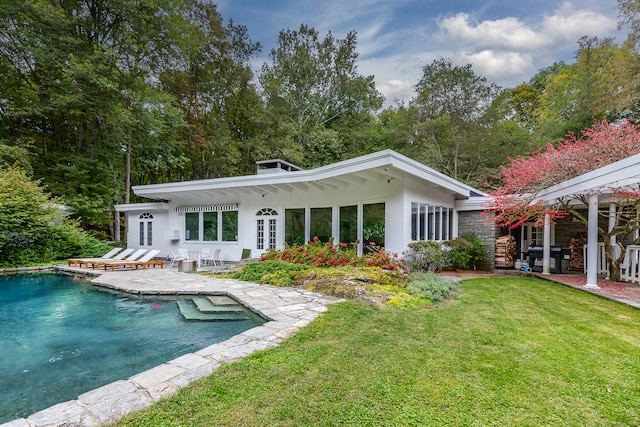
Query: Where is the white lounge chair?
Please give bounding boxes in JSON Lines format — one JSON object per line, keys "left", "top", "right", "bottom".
{"left": 98, "top": 250, "right": 162, "bottom": 271}
{"left": 90, "top": 249, "right": 147, "bottom": 269}
{"left": 66, "top": 247, "right": 127, "bottom": 268}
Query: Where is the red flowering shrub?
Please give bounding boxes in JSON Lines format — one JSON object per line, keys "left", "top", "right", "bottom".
{"left": 260, "top": 237, "right": 408, "bottom": 274}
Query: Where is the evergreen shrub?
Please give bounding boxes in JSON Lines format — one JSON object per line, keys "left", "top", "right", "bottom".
{"left": 404, "top": 241, "right": 449, "bottom": 272}
{"left": 232, "top": 260, "right": 308, "bottom": 286}
{"left": 446, "top": 232, "right": 488, "bottom": 270}
{"left": 406, "top": 272, "right": 462, "bottom": 302}
{"left": 0, "top": 167, "right": 111, "bottom": 267}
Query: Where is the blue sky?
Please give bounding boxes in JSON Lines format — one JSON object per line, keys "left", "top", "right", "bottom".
{"left": 216, "top": 0, "right": 626, "bottom": 105}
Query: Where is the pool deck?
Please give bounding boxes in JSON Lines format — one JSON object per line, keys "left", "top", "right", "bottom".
{"left": 2, "top": 267, "right": 340, "bottom": 427}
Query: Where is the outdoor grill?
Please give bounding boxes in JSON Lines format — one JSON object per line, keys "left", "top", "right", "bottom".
{"left": 528, "top": 246, "right": 564, "bottom": 273}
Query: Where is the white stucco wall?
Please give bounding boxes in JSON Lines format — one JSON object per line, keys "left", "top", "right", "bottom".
{"left": 121, "top": 173, "right": 463, "bottom": 262}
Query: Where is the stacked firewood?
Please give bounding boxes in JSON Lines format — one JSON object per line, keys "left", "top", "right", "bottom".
{"left": 569, "top": 234, "right": 587, "bottom": 270}
{"left": 495, "top": 235, "right": 517, "bottom": 268}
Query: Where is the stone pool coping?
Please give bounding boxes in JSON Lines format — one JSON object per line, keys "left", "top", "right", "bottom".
{"left": 2, "top": 267, "right": 340, "bottom": 427}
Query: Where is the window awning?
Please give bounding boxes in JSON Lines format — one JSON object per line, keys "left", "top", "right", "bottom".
{"left": 175, "top": 203, "right": 239, "bottom": 213}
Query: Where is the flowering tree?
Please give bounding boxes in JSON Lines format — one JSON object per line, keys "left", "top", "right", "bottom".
{"left": 484, "top": 120, "right": 640, "bottom": 280}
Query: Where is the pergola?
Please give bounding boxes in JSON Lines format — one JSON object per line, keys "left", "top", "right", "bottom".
{"left": 534, "top": 153, "right": 640, "bottom": 288}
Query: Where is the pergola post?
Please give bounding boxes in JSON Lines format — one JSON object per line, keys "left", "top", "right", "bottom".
{"left": 542, "top": 213, "right": 551, "bottom": 275}
{"left": 609, "top": 203, "right": 617, "bottom": 269}
{"left": 584, "top": 194, "right": 600, "bottom": 289}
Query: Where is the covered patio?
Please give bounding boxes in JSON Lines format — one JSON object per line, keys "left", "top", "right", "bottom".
{"left": 532, "top": 153, "right": 640, "bottom": 288}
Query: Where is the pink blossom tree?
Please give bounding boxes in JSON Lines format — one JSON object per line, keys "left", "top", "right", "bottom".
{"left": 484, "top": 119, "right": 640, "bottom": 280}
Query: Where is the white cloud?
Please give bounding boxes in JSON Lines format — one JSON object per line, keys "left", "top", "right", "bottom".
{"left": 458, "top": 50, "right": 535, "bottom": 86}
{"left": 429, "top": 3, "right": 618, "bottom": 89}
{"left": 376, "top": 79, "right": 414, "bottom": 104}
{"left": 436, "top": 14, "right": 547, "bottom": 51}
{"left": 541, "top": 2, "right": 617, "bottom": 44}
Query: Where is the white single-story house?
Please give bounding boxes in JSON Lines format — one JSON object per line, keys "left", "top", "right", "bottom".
{"left": 115, "top": 150, "right": 489, "bottom": 263}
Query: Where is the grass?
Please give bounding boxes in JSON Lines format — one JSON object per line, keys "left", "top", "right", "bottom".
{"left": 114, "top": 277, "right": 640, "bottom": 426}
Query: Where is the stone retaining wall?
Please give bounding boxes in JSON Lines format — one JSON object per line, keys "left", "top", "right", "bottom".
{"left": 0, "top": 266, "right": 56, "bottom": 275}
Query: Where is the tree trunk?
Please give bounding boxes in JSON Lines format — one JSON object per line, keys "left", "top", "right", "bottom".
{"left": 114, "top": 210, "right": 120, "bottom": 242}
{"left": 123, "top": 129, "right": 132, "bottom": 242}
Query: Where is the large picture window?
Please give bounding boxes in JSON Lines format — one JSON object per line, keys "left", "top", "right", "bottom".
{"left": 310, "top": 207, "right": 332, "bottom": 243}
{"left": 339, "top": 205, "right": 357, "bottom": 244}
{"left": 221, "top": 211, "right": 238, "bottom": 241}
{"left": 363, "top": 203, "right": 385, "bottom": 249}
{"left": 203, "top": 212, "right": 218, "bottom": 241}
{"left": 185, "top": 212, "right": 199, "bottom": 241}
{"left": 285, "top": 208, "right": 305, "bottom": 245}
{"left": 411, "top": 202, "right": 452, "bottom": 241}
{"left": 184, "top": 210, "right": 238, "bottom": 242}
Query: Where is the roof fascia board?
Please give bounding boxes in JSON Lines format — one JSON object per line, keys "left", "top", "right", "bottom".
{"left": 133, "top": 149, "right": 485, "bottom": 199}
{"left": 537, "top": 153, "right": 640, "bottom": 202}
{"left": 114, "top": 202, "right": 169, "bottom": 212}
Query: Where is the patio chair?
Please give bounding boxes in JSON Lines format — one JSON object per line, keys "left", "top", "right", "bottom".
{"left": 167, "top": 250, "right": 187, "bottom": 268}
{"left": 90, "top": 249, "right": 147, "bottom": 269}
{"left": 213, "top": 248, "right": 223, "bottom": 266}
{"left": 199, "top": 248, "right": 215, "bottom": 267}
{"left": 66, "top": 247, "right": 128, "bottom": 268}
{"left": 99, "top": 249, "right": 162, "bottom": 271}
{"left": 178, "top": 248, "right": 190, "bottom": 260}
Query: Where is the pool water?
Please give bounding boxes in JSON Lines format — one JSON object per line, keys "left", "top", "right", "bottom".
{"left": 0, "top": 273, "right": 263, "bottom": 423}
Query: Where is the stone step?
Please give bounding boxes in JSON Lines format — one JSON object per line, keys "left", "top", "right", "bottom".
{"left": 207, "top": 295, "right": 240, "bottom": 306}
{"left": 176, "top": 300, "right": 249, "bottom": 321}
{"left": 192, "top": 296, "right": 246, "bottom": 313}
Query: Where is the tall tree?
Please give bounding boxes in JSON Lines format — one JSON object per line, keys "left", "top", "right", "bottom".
{"left": 160, "top": 1, "right": 262, "bottom": 180}
{"left": 259, "top": 24, "right": 383, "bottom": 167}
{"left": 0, "top": 0, "right": 206, "bottom": 237}
{"left": 407, "top": 58, "right": 511, "bottom": 184}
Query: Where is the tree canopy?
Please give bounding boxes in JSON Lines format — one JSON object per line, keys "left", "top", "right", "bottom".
{"left": 1, "top": 0, "right": 640, "bottom": 241}
{"left": 259, "top": 24, "right": 383, "bottom": 168}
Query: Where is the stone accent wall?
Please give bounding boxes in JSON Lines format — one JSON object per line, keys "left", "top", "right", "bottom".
{"left": 457, "top": 211, "right": 498, "bottom": 271}
{"left": 555, "top": 210, "right": 636, "bottom": 247}
{"left": 554, "top": 216, "right": 587, "bottom": 248}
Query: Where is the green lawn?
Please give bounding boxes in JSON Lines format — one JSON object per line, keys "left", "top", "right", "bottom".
{"left": 114, "top": 277, "right": 640, "bottom": 426}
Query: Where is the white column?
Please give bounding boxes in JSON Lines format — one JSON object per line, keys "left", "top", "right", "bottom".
{"left": 585, "top": 195, "right": 600, "bottom": 289}
{"left": 542, "top": 214, "right": 551, "bottom": 275}
{"left": 609, "top": 202, "right": 617, "bottom": 257}
{"left": 452, "top": 209, "right": 459, "bottom": 239}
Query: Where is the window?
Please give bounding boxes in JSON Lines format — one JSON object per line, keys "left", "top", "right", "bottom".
{"left": 257, "top": 208, "right": 278, "bottom": 216}
{"left": 147, "top": 222, "right": 153, "bottom": 246}
{"left": 203, "top": 212, "right": 218, "bottom": 241}
{"left": 185, "top": 212, "right": 199, "bottom": 241}
{"left": 363, "top": 203, "right": 385, "bottom": 249}
{"left": 256, "top": 208, "right": 278, "bottom": 250}
{"left": 310, "top": 207, "right": 332, "bottom": 243}
{"left": 139, "top": 213, "right": 153, "bottom": 246}
{"left": 285, "top": 208, "right": 305, "bottom": 245}
{"left": 412, "top": 202, "right": 453, "bottom": 242}
{"left": 221, "top": 211, "right": 238, "bottom": 241}
{"left": 184, "top": 209, "right": 238, "bottom": 242}
{"left": 339, "top": 205, "right": 357, "bottom": 244}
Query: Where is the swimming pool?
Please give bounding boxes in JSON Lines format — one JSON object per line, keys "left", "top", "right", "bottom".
{"left": 0, "top": 273, "right": 264, "bottom": 423}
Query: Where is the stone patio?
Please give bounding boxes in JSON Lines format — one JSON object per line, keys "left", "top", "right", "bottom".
{"left": 2, "top": 267, "right": 339, "bottom": 427}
